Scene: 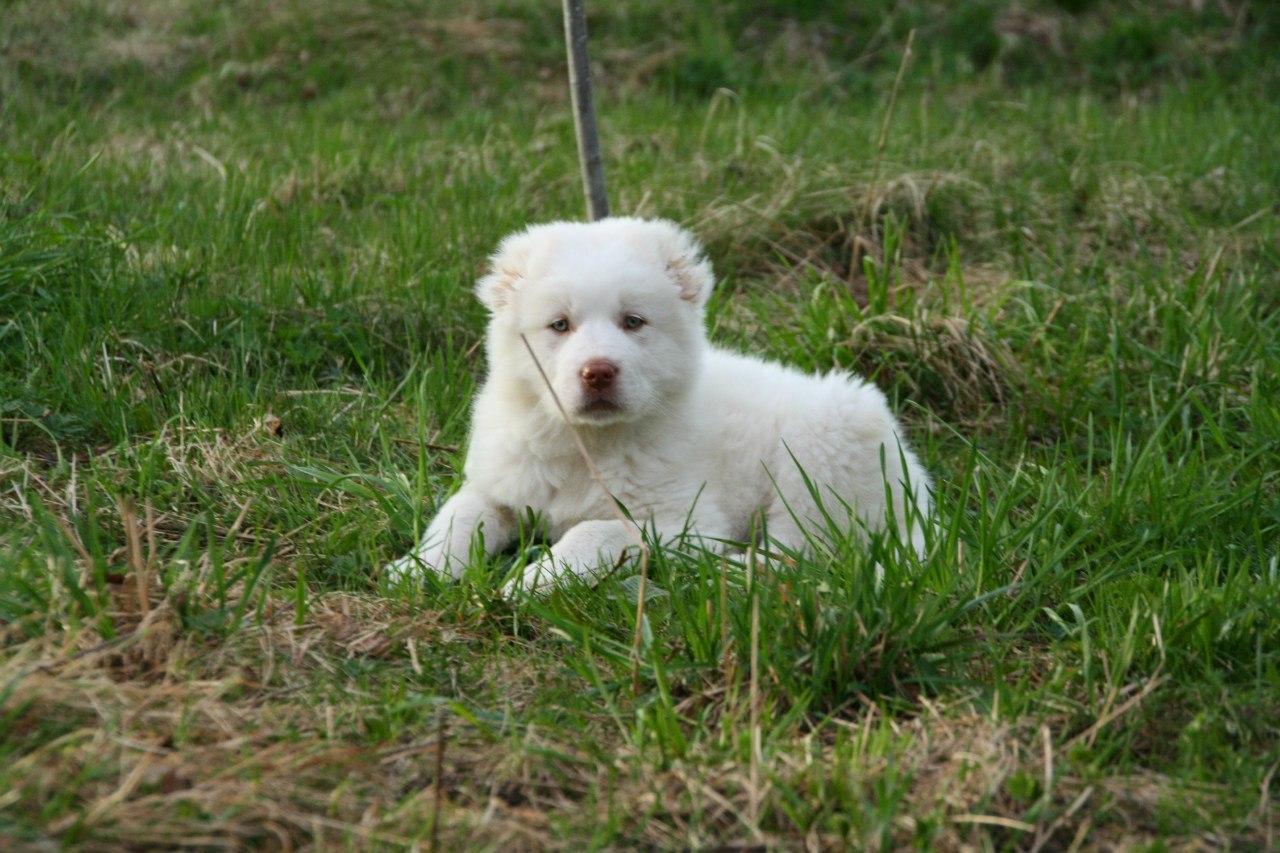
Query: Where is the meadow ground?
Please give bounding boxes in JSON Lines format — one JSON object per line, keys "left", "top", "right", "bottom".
{"left": 2, "top": 1, "right": 1278, "bottom": 848}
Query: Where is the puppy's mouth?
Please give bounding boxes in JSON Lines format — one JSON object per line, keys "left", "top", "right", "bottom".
{"left": 574, "top": 393, "right": 626, "bottom": 421}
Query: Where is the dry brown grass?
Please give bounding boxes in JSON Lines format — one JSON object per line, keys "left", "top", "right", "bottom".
{"left": 840, "top": 312, "right": 1023, "bottom": 430}
{"left": 7, "top": 571, "right": 1273, "bottom": 851}
{"left": 698, "top": 167, "right": 996, "bottom": 287}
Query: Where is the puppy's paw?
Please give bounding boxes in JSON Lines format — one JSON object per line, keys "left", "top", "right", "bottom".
{"left": 382, "top": 554, "right": 425, "bottom": 586}
{"left": 382, "top": 549, "right": 451, "bottom": 586}
{"left": 500, "top": 557, "right": 564, "bottom": 598}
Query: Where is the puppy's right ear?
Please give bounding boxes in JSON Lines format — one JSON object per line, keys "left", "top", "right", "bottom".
{"left": 475, "top": 230, "right": 536, "bottom": 311}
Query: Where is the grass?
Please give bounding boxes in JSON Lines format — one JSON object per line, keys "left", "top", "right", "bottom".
{"left": 2, "top": 0, "right": 1278, "bottom": 848}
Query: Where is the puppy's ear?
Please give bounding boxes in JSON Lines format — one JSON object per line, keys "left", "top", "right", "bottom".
{"left": 651, "top": 220, "right": 714, "bottom": 305}
{"left": 475, "top": 230, "right": 537, "bottom": 311}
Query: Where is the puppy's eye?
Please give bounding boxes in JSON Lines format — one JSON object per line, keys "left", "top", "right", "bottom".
{"left": 622, "top": 314, "right": 646, "bottom": 331}
{"left": 549, "top": 318, "right": 571, "bottom": 334}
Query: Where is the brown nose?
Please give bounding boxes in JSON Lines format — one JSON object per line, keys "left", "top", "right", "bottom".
{"left": 580, "top": 359, "right": 618, "bottom": 391}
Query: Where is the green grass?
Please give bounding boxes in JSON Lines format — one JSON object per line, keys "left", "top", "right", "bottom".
{"left": 2, "top": 0, "right": 1278, "bottom": 848}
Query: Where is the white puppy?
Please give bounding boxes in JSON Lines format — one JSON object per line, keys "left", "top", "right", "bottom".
{"left": 386, "top": 217, "right": 930, "bottom": 593}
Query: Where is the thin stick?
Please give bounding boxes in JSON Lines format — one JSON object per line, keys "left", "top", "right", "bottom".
{"left": 518, "top": 334, "right": 651, "bottom": 692}
{"left": 517, "top": 336, "right": 641, "bottom": 552}
{"left": 563, "top": 0, "right": 610, "bottom": 220}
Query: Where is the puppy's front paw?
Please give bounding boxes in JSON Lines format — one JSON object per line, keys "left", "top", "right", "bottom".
{"left": 382, "top": 554, "right": 425, "bottom": 585}
{"left": 382, "top": 548, "right": 450, "bottom": 585}
{"left": 501, "top": 557, "right": 565, "bottom": 598}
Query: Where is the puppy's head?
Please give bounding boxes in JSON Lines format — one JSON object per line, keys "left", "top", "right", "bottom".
{"left": 477, "top": 217, "right": 714, "bottom": 426}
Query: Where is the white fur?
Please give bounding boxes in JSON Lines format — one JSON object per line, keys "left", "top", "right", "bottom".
{"left": 385, "top": 217, "right": 931, "bottom": 593}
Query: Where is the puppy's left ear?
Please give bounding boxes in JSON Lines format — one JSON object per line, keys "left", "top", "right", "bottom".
{"left": 651, "top": 220, "right": 714, "bottom": 305}
{"left": 476, "top": 229, "right": 537, "bottom": 311}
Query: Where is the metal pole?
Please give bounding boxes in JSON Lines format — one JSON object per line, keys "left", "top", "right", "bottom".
{"left": 562, "top": 0, "right": 610, "bottom": 221}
